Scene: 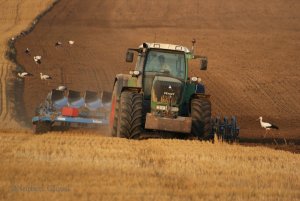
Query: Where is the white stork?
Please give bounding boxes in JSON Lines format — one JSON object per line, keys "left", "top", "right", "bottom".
{"left": 25, "top": 48, "right": 30, "bottom": 55}
{"left": 257, "top": 116, "right": 286, "bottom": 145}
{"left": 56, "top": 85, "right": 67, "bottom": 91}
{"left": 55, "top": 41, "right": 62, "bottom": 47}
{"left": 257, "top": 116, "right": 279, "bottom": 132}
{"left": 40, "top": 73, "right": 52, "bottom": 80}
{"left": 17, "top": 72, "right": 33, "bottom": 78}
{"left": 68, "top": 40, "right": 74, "bottom": 45}
{"left": 33, "top": 55, "right": 42, "bottom": 64}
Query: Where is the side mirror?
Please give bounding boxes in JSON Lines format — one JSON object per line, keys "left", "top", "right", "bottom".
{"left": 126, "top": 51, "right": 134, "bottom": 62}
{"left": 200, "top": 57, "right": 208, "bottom": 70}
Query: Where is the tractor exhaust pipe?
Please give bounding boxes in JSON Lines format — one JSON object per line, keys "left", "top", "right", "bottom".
{"left": 191, "top": 38, "right": 196, "bottom": 54}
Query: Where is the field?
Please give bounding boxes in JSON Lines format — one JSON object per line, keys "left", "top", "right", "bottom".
{"left": 11, "top": 0, "right": 300, "bottom": 139}
{"left": 0, "top": 131, "right": 299, "bottom": 201}
{"left": 0, "top": 0, "right": 299, "bottom": 200}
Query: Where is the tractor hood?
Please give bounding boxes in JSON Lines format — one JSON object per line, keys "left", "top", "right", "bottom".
{"left": 151, "top": 76, "right": 183, "bottom": 106}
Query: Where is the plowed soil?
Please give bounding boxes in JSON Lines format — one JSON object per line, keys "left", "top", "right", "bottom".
{"left": 13, "top": 0, "right": 300, "bottom": 140}
{"left": 0, "top": 0, "right": 54, "bottom": 129}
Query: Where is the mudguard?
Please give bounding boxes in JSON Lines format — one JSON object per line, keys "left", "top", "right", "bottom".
{"left": 113, "top": 74, "right": 142, "bottom": 98}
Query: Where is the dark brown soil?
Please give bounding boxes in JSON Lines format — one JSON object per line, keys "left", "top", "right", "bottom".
{"left": 14, "top": 0, "right": 300, "bottom": 140}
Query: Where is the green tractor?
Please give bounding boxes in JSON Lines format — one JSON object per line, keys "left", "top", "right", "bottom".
{"left": 110, "top": 41, "right": 237, "bottom": 140}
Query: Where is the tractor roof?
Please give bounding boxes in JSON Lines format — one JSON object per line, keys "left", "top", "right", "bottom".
{"left": 139, "top": 42, "right": 191, "bottom": 53}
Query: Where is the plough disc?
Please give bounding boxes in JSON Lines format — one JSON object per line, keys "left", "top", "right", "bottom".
{"left": 210, "top": 116, "right": 240, "bottom": 142}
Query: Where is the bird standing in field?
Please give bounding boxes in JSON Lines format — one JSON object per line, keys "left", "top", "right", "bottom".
{"left": 25, "top": 48, "right": 30, "bottom": 55}
{"left": 33, "top": 55, "right": 42, "bottom": 64}
{"left": 40, "top": 73, "right": 52, "bottom": 80}
{"left": 55, "top": 41, "right": 62, "bottom": 47}
{"left": 56, "top": 85, "right": 67, "bottom": 91}
{"left": 257, "top": 116, "right": 286, "bottom": 145}
{"left": 17, "top": 72, "right": 33, "bottom": 78}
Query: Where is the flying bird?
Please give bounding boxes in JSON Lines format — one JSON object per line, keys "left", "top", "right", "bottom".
{"left": 33, "top": 55, "right": 42, "bottom": 64}
{"left": 68, "top": 40, "right": 74, "bottom": 45}
{"left": 17, "top": 72, "right": 33, "bottom": 78}
{"left": 40, "top": 73, "right": 52, "bottom": 80}
{"left": 56, "top": 85, "right": 67, "bottom": 91}
{"left": 55, "top": 41, "right": 62, "bottom": 47}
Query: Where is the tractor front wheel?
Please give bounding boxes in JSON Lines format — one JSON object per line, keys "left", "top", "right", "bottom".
{"left": 117, "top": 91, "right": 143, "bottom": 139}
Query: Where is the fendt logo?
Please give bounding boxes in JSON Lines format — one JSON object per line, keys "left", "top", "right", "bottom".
{"left": 163, "top": 92, "right": 175, "bottom": 96}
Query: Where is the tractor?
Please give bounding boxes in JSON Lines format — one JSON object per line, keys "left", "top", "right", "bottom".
{"left": 110, "top": 40, "right": 239, "bottom": 140}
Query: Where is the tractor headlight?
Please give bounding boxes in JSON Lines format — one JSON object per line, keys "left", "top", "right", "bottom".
{"left": 170, "top": 107, "right": 179, "bottom": 112}
{"left": 191, "top": 76, "right": 202, "bottom": 83}
{"left": 191, "top": 77, "right": 198, "bottom": 82}
{"left": 156, "top": 105, "right": 167, "bottom": 111}
{"left": 130, "top": 70, "right": 140, "bottom": 76}
{"left": 133, "top": 70, "right": 140, "bottom": 76}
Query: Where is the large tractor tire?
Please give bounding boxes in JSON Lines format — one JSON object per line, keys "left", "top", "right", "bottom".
{"left": 190, "top": 97, "right": 211, "bottom": 139}
{"left": 33, "top": 121, "right": 51, "bottom": 134}
{"left": 109, "top": 85, "right": 119, "bottom": 137}
{"left": 117, "top": 91, "right": 143, "bottom": 139}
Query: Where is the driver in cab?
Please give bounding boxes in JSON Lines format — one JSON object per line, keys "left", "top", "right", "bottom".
{"left": 158, "top": 55, "right": 171, "bottom": 73}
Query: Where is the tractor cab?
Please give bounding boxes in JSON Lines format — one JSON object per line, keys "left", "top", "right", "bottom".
{"left": 126, "top": 43, "right": 207, "bottom": 117}
{"left": 143, "top": 49, "right": 186, "bottom": 100}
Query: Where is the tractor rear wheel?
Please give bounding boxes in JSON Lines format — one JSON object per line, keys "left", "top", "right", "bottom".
{"left": 190, "top": 97, "right": 211, "bottom": 139}
{"left": 33, "top": 121, "right": 51, "bottom": 134}
{"left": 117, "top": 91, "right": 143, "bottom": 139}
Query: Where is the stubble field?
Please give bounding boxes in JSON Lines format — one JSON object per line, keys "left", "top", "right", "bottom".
{"left": 0, "top": 131, "right": 299, "bottom": 201}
